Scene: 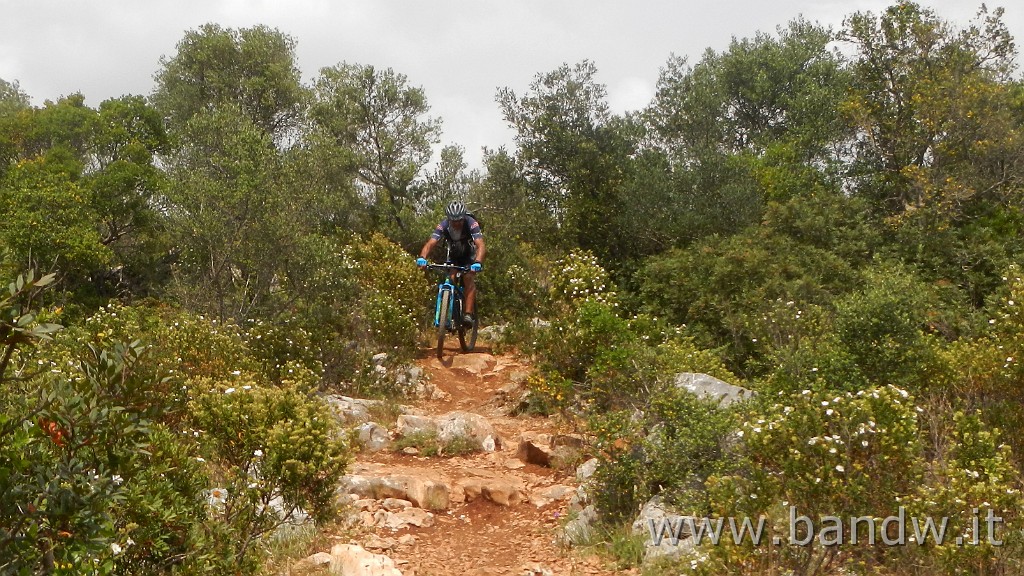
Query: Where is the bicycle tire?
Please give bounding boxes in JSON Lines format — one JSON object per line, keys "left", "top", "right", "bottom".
{"left": 458, "top": 313, "right": 478, "bottom": 352}
{"left": 436, "top": 290, "right": 450, "bottom": 360}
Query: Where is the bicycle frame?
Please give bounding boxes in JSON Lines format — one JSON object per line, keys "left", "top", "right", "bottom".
{"left": 428, "top": 263, "right": 468, "bottom": 331}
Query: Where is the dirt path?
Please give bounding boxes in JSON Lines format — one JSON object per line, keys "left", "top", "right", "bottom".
{"left": 323, "top": 343, "right": 624, "bottom": 576}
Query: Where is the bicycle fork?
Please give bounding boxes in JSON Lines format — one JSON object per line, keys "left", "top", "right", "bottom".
{"left": 434, "top": 282, "right": 463, "bottom": 329}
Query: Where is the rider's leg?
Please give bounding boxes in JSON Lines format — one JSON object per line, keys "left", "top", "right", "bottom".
{"left": 463, "top": 273, "right": 476, "bottom": 314}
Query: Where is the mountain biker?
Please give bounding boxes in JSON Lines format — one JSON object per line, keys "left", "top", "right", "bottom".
{"left": 416, "top": 201, "right": 486, "bottom": 327}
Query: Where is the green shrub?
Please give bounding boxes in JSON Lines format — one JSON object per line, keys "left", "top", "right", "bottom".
{"left": 189, "top": 366, "right": 354, "bottom": 566}
{"left": 893, "top": 412, "right": 1024, "bottom": 575}
{"left": 550, "top": 248, "right": 617, "bottom": 309}
{"left": 587, "top": 387, "right": 738, "bottom": 526}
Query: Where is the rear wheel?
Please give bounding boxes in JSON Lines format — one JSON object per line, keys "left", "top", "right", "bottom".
{"left": 436, "top": 290, "right": 450, "bottom": 360}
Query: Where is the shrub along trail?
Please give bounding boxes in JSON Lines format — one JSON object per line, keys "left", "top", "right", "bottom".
{"left": 307, "top": 344, "right": 625, "bottom": 576}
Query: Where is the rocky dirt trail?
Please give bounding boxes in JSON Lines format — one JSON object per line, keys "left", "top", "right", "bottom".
{"left": 294, "top": 342, "right": 625, "bottom": 576}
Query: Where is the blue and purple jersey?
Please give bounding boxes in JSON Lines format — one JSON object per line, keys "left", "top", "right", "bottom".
{"left": 431, "top": 216, "right": 483, "bottom": 243}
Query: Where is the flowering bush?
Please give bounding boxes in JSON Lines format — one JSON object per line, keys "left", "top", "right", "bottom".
{"left": 243, "top": 316, "right": 321, "bottom": 383}
{"left": 893, "top": 412, "right": 1024, "bottom": 574}
{"left": 190, "top": 364, "right": 353, "bottom": 564}
{"left": 550, "top": 248, "right": 617, "bottom": 309}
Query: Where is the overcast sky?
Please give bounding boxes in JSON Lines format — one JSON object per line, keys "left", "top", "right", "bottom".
{"left": 1, "top": 1, "right": 1021, "bottom": 169}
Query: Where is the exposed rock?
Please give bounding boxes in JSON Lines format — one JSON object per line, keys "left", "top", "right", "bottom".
{"left": 371, "top": 352, "right": 389, "bottom": 366}
{"left": 516, "top": 438, "right": 553, "bottom": 466}
{"left": 291, "top": 551, "right": 333, "bottom": 572}
{"left": 482, "top": 480, "right": 522, "bottom": 506}
{"left": 358, "top": 422, "right": 391, "bottom": 452}
{"left": 674, "top": 372, "right": 754, "bottom": 406}
{"left": 402, "top": 447, "right": 420, "bottom": 456}
{"left": 324, "top": 395, "right": 380, "bottom": 424}
{"left": 551, "top": 433, "right": 586, "bottom": 451}
{"left": 437, "top": 411, "right": 501, "bottom": 451}
{"left": 449, "top": 353, "right": 494, "bottom": 376}
{"left": 458, "top": 477, "right": 483, "bottom": 502}
{"left": 328, "top": 543, "right": 403, "bottom": 576}
{"left": 631, "top": 496, "right": 696, "bottom": 560}
{"left": 412, "top": 370, "right": 450, "bottom": 401}
{"left": 363, "top": 535, "right": 398, "bottom": 551}
{"left": 562, "top": 505, "right": 598, "bottom": 545}
{"left": 352, "top": 498, "right": 376, "bottom": 511}
{"left": 477, "top": 324, "right": 506, "bottom": 340}
{"left": 403, "top": 476, "right": 450, "bottom": 510}
{"left": 381, "top": 498, "right": 412, "bottom": 511}
{"left": 576, "top": 458, "right": 599, "bottom": 482}
{"left": 339, "top": 475, "right": 408, "bottom": 501}
{"left": 396, "top": 414, "right": 439, "bottom": 437}
{"left": 529, "top": 484, "right": 575, "bottom": 508}
{"left": 520, "top": 564, "right": 554, "bottom": 576}
{"left": 397, "top": 534, "right": 417, "bottom": 547}
{"left": 384, "top": 507, "right": 435, "bottom": 530}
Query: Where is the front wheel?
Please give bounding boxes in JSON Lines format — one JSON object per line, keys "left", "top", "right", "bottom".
{"left": 436, "top": 290, "right": 450, "bottom": 360}
{"left": 458, "top": 309, "right": 478, "bottom": 352}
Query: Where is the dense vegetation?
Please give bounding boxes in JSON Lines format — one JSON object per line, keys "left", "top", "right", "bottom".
{"left": 2, "top": 2, "right": 1024, "bottom": 574}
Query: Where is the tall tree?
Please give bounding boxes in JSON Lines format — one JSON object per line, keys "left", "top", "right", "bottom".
{"left": 0, "top": 78, "right": 30, "bottom": 175}
{"left": 497, "top": 60, "right": 636, "bottom": 262}
{"left": 647, "top": 18, "right": 849, "bottom": 164}
{"left": 641, "top": 18, "right": 850, "bottom": 244}
{"left": 309, "top": 63, "right": 441, "bottom": 232}
{"left": 151, "top": 24, "right": 307, "bottom": 143}
{"left": 162, "top": 105, "right": 288, "bottom": 321}
{"left": 842, "top": 1, "right": 1019, "bottom": 217}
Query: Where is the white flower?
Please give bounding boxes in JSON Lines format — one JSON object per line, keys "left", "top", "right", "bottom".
{"left": 826, "top": 409, "right": 834, "bottom": 416}
{"left": 208, "top": 487, "right": 229, "bottom": 506}
{"left": 231, "top": 370, "right": 241, "bottom": 376}
{"left": 836, "top": 465, "right": 845, "bottom": 473}
{"left": 110, "top": 542, "right": 123, "bottom": 555}
{"left": 253, "top": 449, "right": 264, "bottom": 458}
{"left": 196, "top": 457, "right": 205, "bottom": 463}
{"left": 224, "top": 387, "right": 236, "bottom": 394}
{"left": 112, "top": 474, "right": 123, "bottom": 485}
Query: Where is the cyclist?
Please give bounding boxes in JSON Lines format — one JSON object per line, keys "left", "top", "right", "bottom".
{"left": 416, "top": 201, "right": 486, "bottom": 327}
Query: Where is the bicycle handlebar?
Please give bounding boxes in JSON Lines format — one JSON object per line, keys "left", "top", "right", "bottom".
{"left": 425, "top": 263, "right": 471, "bottom": 273}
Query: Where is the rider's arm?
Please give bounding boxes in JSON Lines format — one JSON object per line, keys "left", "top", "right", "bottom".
{"left": 419, "top": 238, "right": 439, "bottom": 259}
{"left": 473, "top": 236, "right": 486, "bottom": 263}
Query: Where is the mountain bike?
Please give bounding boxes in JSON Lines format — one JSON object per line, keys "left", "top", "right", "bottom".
{"left": 426, "top": 263, "right": 478, "bottom": 359}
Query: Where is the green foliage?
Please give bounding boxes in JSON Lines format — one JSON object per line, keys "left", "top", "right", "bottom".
{"left": 842, "top": 1, "right": 1019, "bottom": 218}
{"left": 550, "top": 249, "right": 617, "bottom": 309}
{"left": 391, "top": 430, "right": 478, "bottom": 458}
{"left": 151, "top": 23, "right": 306, "bottom": 141}
{"left": 190, "top": 370, "right": 352, "bottom": 538}
{"left": 0, "top": 160, "right": 111, "bottom": 282}
{"left": 700, "top": 385, "right": 924, "bottom": 574}
{"left": 310, "top": 62, "right": 441, "bottom": 232}
{"left": 831, "top": 261, "right": 947, "bottom": 388}
{"left": 641, "top": 229, "right": 857, "bottom": 376}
